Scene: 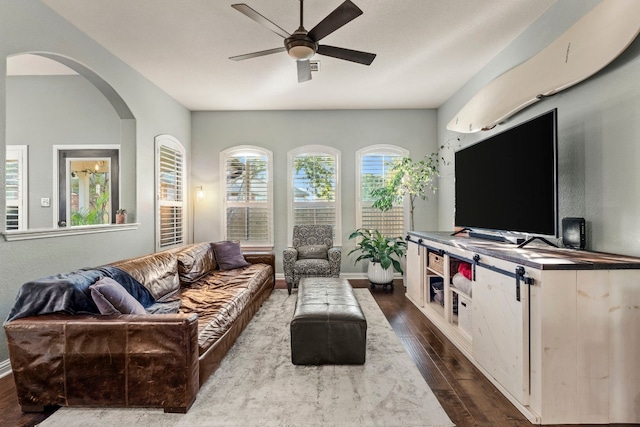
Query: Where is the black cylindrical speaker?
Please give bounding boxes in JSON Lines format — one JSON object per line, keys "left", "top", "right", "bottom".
{"left": 562, "top": 217, "right": 586, "bottom": 249}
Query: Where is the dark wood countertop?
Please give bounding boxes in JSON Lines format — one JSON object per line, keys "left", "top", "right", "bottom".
{"left": 407, "top": 231, "right": 640, "bottom": 270}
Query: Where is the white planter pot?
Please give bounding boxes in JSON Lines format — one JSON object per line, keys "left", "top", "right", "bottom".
{"left": 368, "top": 261, "right": 394, "bottom": 284}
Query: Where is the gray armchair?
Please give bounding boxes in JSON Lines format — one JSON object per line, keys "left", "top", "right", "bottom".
{"left": 283, "top": 225, "right": 341, "bottom": 294}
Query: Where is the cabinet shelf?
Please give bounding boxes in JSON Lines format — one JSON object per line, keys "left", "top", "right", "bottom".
{"left": 425, "top": 266, "right": 441, "bottom": 276}
{"left": 450, "top": 285, "right": 471, "bottom": 300}
{"left": 419, "top": 247, "right": 473, "bottom": 344}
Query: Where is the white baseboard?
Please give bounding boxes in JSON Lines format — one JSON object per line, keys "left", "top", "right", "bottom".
{"left": 0, "top": 359, "right": 11, "bottom": 378}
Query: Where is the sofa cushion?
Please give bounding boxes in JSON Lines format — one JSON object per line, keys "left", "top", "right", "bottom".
{"left": 297, "top": 244, "right": 329, "bottom": 260}
{"left": 145, "top": 299, "right": 182, "bottom": 314}
{"left": 212, "top": 241, "right": 250, "bottom": 271}
{"left": 109, "top": 251, "right": 180, "bottom": 301}
{"left": 179, "top": 263, "right": 273, "bottom": 354}
{"left": 90, "top": 277, "right": 146, "bottom": 315}
{"left": 177, "top": 242, "right": 218, "bottom": 284}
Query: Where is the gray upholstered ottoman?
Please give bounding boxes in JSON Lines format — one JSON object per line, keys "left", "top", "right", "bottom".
{"left": 290, "top": 277, "right": 367, "bottom": 365}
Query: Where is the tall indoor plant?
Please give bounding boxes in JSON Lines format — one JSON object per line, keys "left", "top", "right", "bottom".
{"left": 348, "top": 228, "right": 407, "bottom": 284}
{"left": 369, "top": 153, "right": 441, "bottom": 231}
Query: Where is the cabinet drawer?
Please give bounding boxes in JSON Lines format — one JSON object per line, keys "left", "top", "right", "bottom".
{"left": 428, "top": 252, "right": 444, "bottom": 275}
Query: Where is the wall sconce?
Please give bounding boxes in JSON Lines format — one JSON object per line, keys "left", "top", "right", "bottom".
{"left": 195, "top": 185, "right": 205, "bottom": 200}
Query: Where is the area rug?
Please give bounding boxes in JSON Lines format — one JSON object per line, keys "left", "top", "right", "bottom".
{"left": 39, "top": 289, "right": 454, "bottom": 427}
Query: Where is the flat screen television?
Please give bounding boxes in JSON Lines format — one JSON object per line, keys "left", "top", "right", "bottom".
{"left": 454, "top": 109, "right": 558, "bottom": 237}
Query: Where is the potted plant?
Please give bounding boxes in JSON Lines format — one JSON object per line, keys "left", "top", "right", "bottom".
{"left": 365, "top": 153, "right": 442, "bottom": 287}
{"left": 348, "top": 228, "right": 407, "bottom": 285}
{"left": 369, "top": 153, "right": 442, "bottom": 232}
{"left": 116, "top": 208, "right": 127, "bottom": 224}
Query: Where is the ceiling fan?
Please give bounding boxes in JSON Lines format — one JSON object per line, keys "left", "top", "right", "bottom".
{"left": 229, "top": 0, "right": 376, "bottom": 83}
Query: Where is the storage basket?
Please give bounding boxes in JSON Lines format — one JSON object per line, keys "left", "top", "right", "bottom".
{"left": 428, "top": 251, "right": 444, "bottom": 275}
{"left": 430, "top": 279, "right": 444, "bottom": 306}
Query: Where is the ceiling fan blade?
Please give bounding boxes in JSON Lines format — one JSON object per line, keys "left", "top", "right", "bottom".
{"left": 231, "top": 4, "right": 291, "bottom": 39}
{"left": 308, "top": 0, "right": 363, "bottom": 42}
{"left": 316, "top": 45, "right": 376, "bottom": 65}
{"left": 297, "top": 60, "right": 312, "bottom": 83}
{"left": 229, "top": 47, "right": 287, "bottom": 61}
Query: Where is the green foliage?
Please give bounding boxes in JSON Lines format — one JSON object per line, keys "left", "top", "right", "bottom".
{"left": 71, "top": 208, "right": 98, "bottom": 226}
{"left": 70, "top": 172, "right": 110, "bottom": 226}
{"left": 369, "top": 153, "right": 441, "bottom": 230}
{"left": 361, "top": 173, "right": 384, "bottom": 202}
{"left": 294, "top": 156, "right": 335, "bottom": 200}
{"left": 348, "top": 228, "right": 407, "bottom": 273}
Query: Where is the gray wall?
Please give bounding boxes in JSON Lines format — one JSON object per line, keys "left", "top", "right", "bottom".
{"left": 437, "top": 0, "right": 640, "bottom": 257}
{"left": 191, "top": 109, "right": 439, "bottom": 275}
{"left": 7, "top": 75, "right": 121, "bottom": 228}
{"left": 0, "top": 0, "right": 191, "bottom": 361}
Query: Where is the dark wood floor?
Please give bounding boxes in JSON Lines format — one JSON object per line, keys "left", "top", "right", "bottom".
{"left": 355, "top": 279, "right": 534, "bottom": 427}
{"left": 0, "top": 279, "right": 630, "bottom": 426}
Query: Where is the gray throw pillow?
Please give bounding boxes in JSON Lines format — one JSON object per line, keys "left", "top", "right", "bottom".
{"left": 212, "top": 240, "right": 250, "bottom": 271}
{"left": 90, "top": 277, "right": 146, "bottom": 315}
{"left": 297, "top": 245, "right": 329, "bottom": 260}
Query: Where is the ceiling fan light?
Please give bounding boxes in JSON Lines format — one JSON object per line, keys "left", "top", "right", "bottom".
{"left": 285, "top": 34, "right": 317, "bottom": 61}
{"left": 288, "top": 45, "right": 315, "bottom": 60}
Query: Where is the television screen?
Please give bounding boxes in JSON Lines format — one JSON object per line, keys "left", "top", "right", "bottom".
{"left": 454, "top": 109, "right": 558, "bottom": 237}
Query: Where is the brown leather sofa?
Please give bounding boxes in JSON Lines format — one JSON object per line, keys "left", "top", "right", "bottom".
{"left": 4, "top": 242, "right": 275, "bottom": 414}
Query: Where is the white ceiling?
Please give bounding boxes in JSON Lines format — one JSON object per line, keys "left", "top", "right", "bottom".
{"left": 29, "top": 0, "right": 556, "bottom": 111}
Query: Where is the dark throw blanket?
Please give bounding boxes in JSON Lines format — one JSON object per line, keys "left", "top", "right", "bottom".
{"left": 4, "top": 266, "right": 157, "bottom": 323}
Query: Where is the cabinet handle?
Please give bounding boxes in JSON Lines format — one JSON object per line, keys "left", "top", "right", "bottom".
{"left": 515, "top": 268, "right": 522, "bottom": 301}
{"left": 514, "top": 266, "right": 533, "bottom": 301}
{"left": 472, "top": 254, "right": 480, "bottom": 281}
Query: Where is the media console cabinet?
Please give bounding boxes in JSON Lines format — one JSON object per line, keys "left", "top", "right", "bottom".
{"left": 405, "top": 231, "right": 640, "bottom": 425}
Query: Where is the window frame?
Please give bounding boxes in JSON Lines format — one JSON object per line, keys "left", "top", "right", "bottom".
{"left": 355, "top": 144, "right": 410, "bottom": 237}
{"left": 5, "top": 145, "right": 28, "bottom": 231}
{"left": 287, "top": 145, "right": 341, "bottom": 246}
{"left": 52, "top": 145, "right": 120, "bottom": 228}
{"left": 220, "top": 145, "right": 274, "bottom": 249}
{"left": 155, "top": 135, "right": 186, "bottom": 252}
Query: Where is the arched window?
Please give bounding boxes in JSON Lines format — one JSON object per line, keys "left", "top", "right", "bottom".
{"left": 287, "top": 145, "right": 341, "bottom": 245}
{"left": 221, "top": 146, "right": 273, "bottom": 248}
{"left": 155, "top": 135, "right": 186, "bottom": 251}
{"left": 356, "top": 145, "right": 409, "bottom": 237}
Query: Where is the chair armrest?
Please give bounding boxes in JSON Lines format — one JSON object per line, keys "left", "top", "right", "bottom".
{"left": 328, "top": 247, "right": 341, "bottom": 276}
{"left": 282, "top": 248, "right": 298, "bottom": 282}
{"left": 5, "top": 313, "right": 199, "bottom": 413}
{"left": 283, "top": 247, "right": 298, "bottom": 259}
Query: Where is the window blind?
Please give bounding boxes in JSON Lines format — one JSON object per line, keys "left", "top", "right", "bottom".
{"left": 224, "top": 152, "right": 272, "bottom": 244}
{"left": 360, "top": 153, "right": 404, "bottom": 237}
{"left": 159, "top": 145, "right": 184, "bottom": 202}
{"left": 293, "top": 154, "right": 336, "bottom": 228}
{"left": 157, "top": 140, "right": 185, "bottom": 249}
{"left": 159, "top": 205, "right": 183, "bottom": 247}
{"left": 5, "top": 153, "right": 23, "bottom": 230}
